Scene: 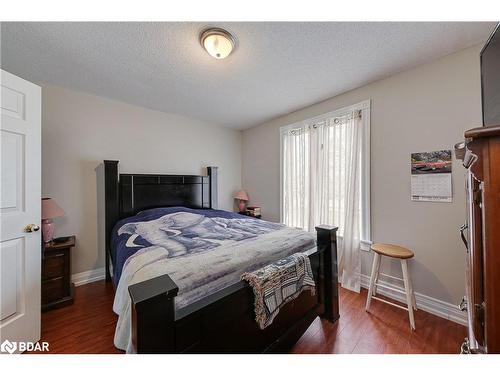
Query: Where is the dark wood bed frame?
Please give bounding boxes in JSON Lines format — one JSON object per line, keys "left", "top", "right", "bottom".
{"left": 103, "top": 160, "right": 339, "bottom": 353}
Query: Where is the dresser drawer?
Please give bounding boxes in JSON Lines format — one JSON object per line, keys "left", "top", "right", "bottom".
{"left": 43, "top": 253, "right": 66, "bottom": 280}
{"left": 42, "top": 277, "right": 67, "bottom": 305}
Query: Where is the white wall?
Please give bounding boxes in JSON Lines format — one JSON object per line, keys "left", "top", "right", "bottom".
{"left": 42, "top": 85, "right": 242, "bottom": 275}
{"left": 242, "top": 45, "right": 483, "bottom": 306}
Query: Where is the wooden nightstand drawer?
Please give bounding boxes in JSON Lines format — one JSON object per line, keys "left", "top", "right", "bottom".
{"left": 42, "top": 235, "right": 75, "bottom": 311}
{"left": 42, "top": 277, "right": 66, "bottom": 305}
{"left": 43, "top": 253, "right": 65, "bottom": 280}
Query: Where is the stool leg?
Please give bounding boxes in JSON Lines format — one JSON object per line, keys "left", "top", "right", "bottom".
{"left": 365, "top": 252, "right": 380, "bottom": 311}
{"left": 409, "top": 271, "right": 417, "bottom": 311}
{"left": 373, "top": 256, "right": 381, "bottom": 296}
{"left": 401, "top": 259, "right": 415, "bottom": 330}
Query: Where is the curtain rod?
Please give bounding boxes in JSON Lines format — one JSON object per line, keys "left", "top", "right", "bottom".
{"left": 279, "top": 99, "right": 370, "bottom": 134}
{"left": 285, "top": 110, "right": 362, "bottom": 134}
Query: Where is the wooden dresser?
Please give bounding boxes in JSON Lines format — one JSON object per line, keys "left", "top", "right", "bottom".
{"left": 42, "top": 236, "right": 75, "bottom": 311}
{"left": 458, "top": 125, "right": 500, "bottom": 353}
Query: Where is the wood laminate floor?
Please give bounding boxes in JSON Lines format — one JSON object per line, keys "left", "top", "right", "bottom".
{"left": 36, "top": 281, "right": 466, "bottom": 354}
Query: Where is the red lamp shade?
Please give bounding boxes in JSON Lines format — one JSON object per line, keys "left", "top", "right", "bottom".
{"left": 42, "top": 198, "right": 65, "bottom": 219}
{"left": 233, "top": 190, "right": 249, "bottom": 201}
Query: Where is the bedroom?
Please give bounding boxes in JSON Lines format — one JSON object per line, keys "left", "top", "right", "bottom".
{"left": 1, "top": 1, "right": 500, "bottom": 373}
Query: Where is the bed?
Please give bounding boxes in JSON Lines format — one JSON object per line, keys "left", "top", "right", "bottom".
{"left": 104, "top": 160, "right": 339, "bottom": 353}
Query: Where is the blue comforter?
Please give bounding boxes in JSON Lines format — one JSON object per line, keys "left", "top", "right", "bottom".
{"left": 111, "top": 206, "right": 317, "bottom": 352}
{"left": 111, "top": 207, "right": 279, "bottom": 285}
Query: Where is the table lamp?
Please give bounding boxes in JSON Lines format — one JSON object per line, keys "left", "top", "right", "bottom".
{"left": 233, "top": 190, "right": 249, "bottom": 212}
{"left": 41, "top": 198, "right": 65, "bottom": 243}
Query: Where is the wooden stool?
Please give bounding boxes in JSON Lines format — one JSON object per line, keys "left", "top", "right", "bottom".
{"left": 365, "top": 243, "right": 417, "bottom": 330}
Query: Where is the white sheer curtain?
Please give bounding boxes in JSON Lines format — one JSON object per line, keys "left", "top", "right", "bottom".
{"left": 281, "top": 109, "right": 364, "bottom": 292}
{"left": 282, "top": 126, "right": 310, "bottom": 229}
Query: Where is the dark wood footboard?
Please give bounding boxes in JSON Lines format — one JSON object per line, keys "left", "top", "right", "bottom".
{"left": 128, "top": 226, "right": 339, "bottom": 354}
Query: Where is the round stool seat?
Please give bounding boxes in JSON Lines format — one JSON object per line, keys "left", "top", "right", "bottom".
{"left": 371, "top": 243, "right": 414, "bottom": 259}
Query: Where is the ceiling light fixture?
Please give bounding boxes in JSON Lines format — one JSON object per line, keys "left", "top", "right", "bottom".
{"left": 200, "top": 28, "right": 235, "bottom": 59}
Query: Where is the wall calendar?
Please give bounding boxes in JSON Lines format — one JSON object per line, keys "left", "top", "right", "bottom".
{"left": 411, "top": 149, "right": 452, "bottom": 202}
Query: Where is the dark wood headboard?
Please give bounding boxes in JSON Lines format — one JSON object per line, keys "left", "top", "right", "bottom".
{"left": 103, "top": 160, "right": 218, "bottom": 282}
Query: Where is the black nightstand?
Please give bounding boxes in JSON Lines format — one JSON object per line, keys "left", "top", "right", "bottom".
{"left": 42, "top": 236, "right": 75, "bottom": 311}
{"left": 238, "top": 211, "right": 262, "bottom": 219}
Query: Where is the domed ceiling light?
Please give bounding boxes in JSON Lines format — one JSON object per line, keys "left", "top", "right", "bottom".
{"left": 200, "top": 28, "right": 235, "bottom": 59}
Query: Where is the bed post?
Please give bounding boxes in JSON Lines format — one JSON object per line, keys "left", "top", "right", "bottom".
{"left": 207, "top": 166, "right": 218, "bottom": 209}
{"left": 315, "top": 225, "right": 340, "bottom": 323}
{"left": 129, "top": 274, "right": 179, "bottom": 353}
{"left": 104, "top": 160, "right": 119, "bottom": 282}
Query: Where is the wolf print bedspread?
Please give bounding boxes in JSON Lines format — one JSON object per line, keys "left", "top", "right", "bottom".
{"left": 111, "top": 207, "right": 316, "bottom": 352}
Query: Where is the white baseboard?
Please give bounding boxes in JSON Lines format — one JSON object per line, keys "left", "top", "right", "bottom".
{"left": 72, "top": 267, "right": 106, "bottom": 287}
{"left": 360, "top": 274, "right": 467, "bottom": 326}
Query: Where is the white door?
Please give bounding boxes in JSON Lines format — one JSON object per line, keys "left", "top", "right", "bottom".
{"left": 0, "top": 70, "right": 41, "bottom": 354}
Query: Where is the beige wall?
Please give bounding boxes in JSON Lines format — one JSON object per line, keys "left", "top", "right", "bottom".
{"left": 242, "top": 45, "right": 483, "bottom": 305}
{"left": 42, "top": 85, "right": 242, "bottom": 275}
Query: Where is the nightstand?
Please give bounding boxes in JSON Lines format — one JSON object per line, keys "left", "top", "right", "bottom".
{"left": 42, "top": 236, "right": 75, "bottom": 311}
{"left": 238, "top": 211, "right": 262, "bottom": 219}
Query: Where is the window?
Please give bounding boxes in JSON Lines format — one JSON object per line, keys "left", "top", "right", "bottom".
{"left": 280, "top": 100, "right": 371, "bottom": 291}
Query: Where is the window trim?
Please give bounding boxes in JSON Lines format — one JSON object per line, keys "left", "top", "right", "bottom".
{"left": 279, "top": 100, "right": 371, "bottom": 250}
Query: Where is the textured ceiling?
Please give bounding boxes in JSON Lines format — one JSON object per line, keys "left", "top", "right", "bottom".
{"left": 0, "top": 22, "right": 495, "bottom": 129}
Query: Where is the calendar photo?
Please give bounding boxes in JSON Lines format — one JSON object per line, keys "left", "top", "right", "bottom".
{"left": 411, "top": 150, "right": 452, "bottom": 202}
{"left": 411, "top": 150, "right": 452, "bottom": 174}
